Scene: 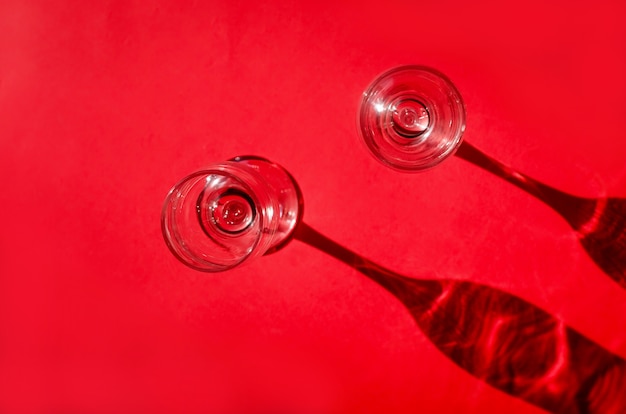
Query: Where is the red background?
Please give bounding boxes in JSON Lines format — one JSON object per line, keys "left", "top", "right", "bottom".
{"left": 1, "top": 0, "right": 626, "bottom": 412}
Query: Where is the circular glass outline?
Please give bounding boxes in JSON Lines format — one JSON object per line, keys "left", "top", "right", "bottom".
{"left": 161, "top": 156, "right": 305, "bottom": 272}
{"left": 161, "top": 167, "right": 264, "bottom": 272}
{"left": 358, "top": 65, "right": 467, "bottom": 172}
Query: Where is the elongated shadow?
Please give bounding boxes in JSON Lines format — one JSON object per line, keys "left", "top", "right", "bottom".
{"left": 455, "top": 141, "right": 626, "bottom": 290}
{"left": 294, "top": 222, "right": 626, "bottom": 413}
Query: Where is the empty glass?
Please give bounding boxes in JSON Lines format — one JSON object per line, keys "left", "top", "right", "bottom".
{"left": 358, "top": 65, "right": 626, "bottom": 290}
{"left": 161, "top": 156, "right": 303, "bottom": 272}
{"left": 358, "top": 65, "right": 466, "bottom": 172}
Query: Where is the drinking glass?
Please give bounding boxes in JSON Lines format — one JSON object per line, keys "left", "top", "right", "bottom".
{"left": 161, "top": 156, "right": 303, "bottom": 272}
{"left": 358, "top": 65, "right": 626, "bottom": 290}
{"left": 358, "top": 65, "right": 466, "bottom": 172}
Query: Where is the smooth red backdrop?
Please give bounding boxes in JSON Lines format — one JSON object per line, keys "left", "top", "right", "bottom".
{"left": 1, "top": 0, "right": 626, "bottom": 413}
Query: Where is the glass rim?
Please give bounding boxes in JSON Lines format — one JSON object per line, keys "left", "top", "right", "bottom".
{"left": 357, "top": 64, "right": 467, "bottom": 172}
{"left": 161, "top": 165, "right": 265, "bottom": 272}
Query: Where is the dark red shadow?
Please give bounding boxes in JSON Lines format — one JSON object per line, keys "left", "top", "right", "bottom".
{"left": 455, "top": 141, "right": 626, "bottom": 290}
{"left": 294, "top": 222, "right": 626, "bottom": 413}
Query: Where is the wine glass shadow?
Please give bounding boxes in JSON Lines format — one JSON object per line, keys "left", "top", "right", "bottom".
{"left": 455, "top": 142, "right": 626, "bottom": 291}
{"left": 294, "top": 222, "right": 626, "bottom": 413}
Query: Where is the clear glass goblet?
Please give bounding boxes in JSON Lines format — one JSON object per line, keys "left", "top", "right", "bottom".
{"left": 359, "top": 65, "right": 626, "bottom": 290}
{"left": 161, "top": 156, "right": 303, "bottom": 272}
{"left": 358, "top": 65, "right": 466, "bottom": 172}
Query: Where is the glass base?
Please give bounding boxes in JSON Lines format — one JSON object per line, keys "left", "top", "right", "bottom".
{"left": 229, "top": 156, "right": 304, "bottom": 255}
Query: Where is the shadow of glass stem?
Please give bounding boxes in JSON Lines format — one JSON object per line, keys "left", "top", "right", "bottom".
{"left": 295, "top": 223, "right": 626, "bottom": 414}
{"left": 455, "top": 141, "right": 626, "bottom": 291}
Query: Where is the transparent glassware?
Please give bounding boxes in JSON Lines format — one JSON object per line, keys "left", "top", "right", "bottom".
{"left": 359, "top": 65, "right": 626, "bottom": 290}
{"left": 358, "top": 65, "right": 466, "bottom": 172}
{"left": 161, "top": 156, "right": 303, "bottom": 272}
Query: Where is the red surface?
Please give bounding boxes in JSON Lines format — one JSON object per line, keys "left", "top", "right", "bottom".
{"left": 1, "top": 0, "right": 626, "bottom": 412}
